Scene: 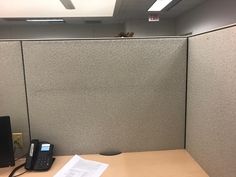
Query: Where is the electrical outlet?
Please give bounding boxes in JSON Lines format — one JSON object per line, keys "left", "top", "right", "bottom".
{"left": 12, "top": 133, "right": 23, "bottom": 149}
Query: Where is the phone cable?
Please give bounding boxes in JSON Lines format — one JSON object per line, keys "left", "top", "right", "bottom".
{"left": 8, "top": 163, "right": 27, "bottom": 177}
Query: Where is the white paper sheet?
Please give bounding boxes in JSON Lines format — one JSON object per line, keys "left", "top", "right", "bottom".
{"left": 53, "top": 155, "right": 108, "bottom": 177}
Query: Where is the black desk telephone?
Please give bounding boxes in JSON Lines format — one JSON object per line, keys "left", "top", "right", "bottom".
{"left": 9, "top": 139, "right": 54, "bottom": 177}
{"left": 25, "top": 139, "right": 54, "bottom": 171}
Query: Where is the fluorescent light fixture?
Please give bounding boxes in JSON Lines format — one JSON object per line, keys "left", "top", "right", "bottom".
{"left": 0, "top": 0, "right": 116, "bottom": 17}
{"left": 148, "top": 0, "right": 173, "bottom": 12}
{"left": 26, "top": 19, "right": 64, "bottom": 22}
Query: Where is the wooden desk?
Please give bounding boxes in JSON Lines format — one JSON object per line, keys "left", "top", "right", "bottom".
{"left": 0, "top": 150, "right": 209, "bottom": 177}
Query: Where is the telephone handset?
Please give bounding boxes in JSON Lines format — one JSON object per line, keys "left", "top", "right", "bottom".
{"left": 25, "top": 139, "right": 54, "bottom": 171}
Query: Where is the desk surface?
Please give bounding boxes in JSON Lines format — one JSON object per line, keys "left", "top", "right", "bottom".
{"left": 0, "top": 150, "right": 209, "bottom": 177}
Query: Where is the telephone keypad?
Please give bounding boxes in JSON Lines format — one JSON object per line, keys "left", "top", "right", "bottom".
{"left": 35, "top": 154, "right": 52, "bottom": 170}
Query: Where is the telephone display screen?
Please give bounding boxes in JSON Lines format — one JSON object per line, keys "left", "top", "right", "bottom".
{"left": 41, "top": 144, "right": 50, "bottom": 151}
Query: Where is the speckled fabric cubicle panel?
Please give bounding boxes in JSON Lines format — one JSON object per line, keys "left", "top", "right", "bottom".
{"left": 22, "top": 38, "right": 187, "bottom": 155}
{"left": 187, "top": 26, "right": 236, "bottom": 177}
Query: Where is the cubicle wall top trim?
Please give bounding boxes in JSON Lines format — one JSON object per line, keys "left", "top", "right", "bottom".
{"left": 0, "top": 36, "right": 187, "bottom": 42}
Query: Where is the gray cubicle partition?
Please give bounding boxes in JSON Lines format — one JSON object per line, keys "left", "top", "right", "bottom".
{"left": 0, "top": 41, "right": 30, "bottom": 154}
{"left": 187, "top": 26, "right": 236, "bottom": 177}
{"left": 1, "top": 26, "right": 235, "bottom": 176}
{"left": 22, "top": 38, "right": 187, "bottom": 155}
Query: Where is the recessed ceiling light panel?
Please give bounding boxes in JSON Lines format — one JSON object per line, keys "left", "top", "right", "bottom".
{"left": 26, "top": 19, "right": 64, "bottom": 22}
{"left": 148, "top": 0, "right": 173, "bottom": 12}
{"left": 0, "top": 0, "right": 116, "bottom": 17}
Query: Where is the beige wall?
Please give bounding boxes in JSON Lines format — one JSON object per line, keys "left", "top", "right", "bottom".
{"left": 0, "top": 19, "right": 176, "bottom": 39}
{"left": 0, "top": 24, "right": 124, "bottom": 39}
{"left": 176, "top": 0, "right": 236, "bottom": 35}
{"left": 125, "top": 19, "right": 176, "bottom": 37}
